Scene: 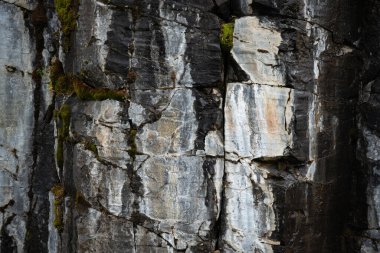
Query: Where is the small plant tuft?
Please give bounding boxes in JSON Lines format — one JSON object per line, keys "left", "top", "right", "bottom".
{"left": 72, "top": 77, "right": 126, "bottom": 101}
{"left": 54, "top": 0, "right": 79, "bottom": 52}
{"left": 49, "top": 59, "right": 126, "bottom": 101}
{"left": 220, "top": 22, "right": 235, "bottom": 52}
{"left": 50, "top": 59, "right": 74, "bottom": 95}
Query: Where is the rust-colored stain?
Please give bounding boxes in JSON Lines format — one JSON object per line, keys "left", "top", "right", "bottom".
{"left": 265, "top": 98, "right": 278, "bottom": 133}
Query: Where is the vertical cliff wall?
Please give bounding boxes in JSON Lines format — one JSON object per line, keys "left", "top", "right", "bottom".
{"left": 0, "top": 0, "right": 379, "bottom": 252}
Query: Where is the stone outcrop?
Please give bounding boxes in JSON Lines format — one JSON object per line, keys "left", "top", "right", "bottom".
{"left": 0, "top": 0, "right": 379, "bottom": 252}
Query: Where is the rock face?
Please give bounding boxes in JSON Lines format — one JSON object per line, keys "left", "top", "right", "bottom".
{"left": 0, "top": 0, "right": 379, "bottom": 252}
{"left": 0, "top": 3, "right": 36, "bottom": 252}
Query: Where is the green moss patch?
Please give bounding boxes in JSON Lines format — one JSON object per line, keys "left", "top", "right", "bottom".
{"left": 127, "top": 129, "right": 137, "bottom": 160}
{"left": 55, "top": 104, "right": 71, "bottom": 169}
{"left": 73, "top": 78, "right": 126, "bottom": 101}
{"left": 50, "top": 59, "right": 74, "bottom": 95}
{"left": 51, "top": 184, "right": 65, "bottom": 232}
{"left": 54, "top": 0, "right": 79, "bottom": 52}
{"left": 50, "top": 60, "right": 126, "bottom": 101}
{"left": 220, "top": 22, "right": 235, "bottom": 52}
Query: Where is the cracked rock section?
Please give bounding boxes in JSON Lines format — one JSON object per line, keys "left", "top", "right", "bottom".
{"left": 51, "top": 0, "right": 224, "bottom": 252}
{"left": 0, "top": 2, "right": 36, "bottom": 252}
{"left": 221, "top": 2, "right": 360, "bottom": 252}
{"left": 2, "top": 0, "right": 380, "bottom": 252}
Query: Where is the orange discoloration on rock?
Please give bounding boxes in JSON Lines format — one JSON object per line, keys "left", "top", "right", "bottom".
{"left": 265, "top": 98, "right": 278, "bottom": 134}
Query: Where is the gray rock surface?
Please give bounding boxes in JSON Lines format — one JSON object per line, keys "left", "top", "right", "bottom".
{"left": 0, "top": 3, "right": 36, "bottom": 252}
{"left": 0, "top": 0, "right": 379, "bottom": 252}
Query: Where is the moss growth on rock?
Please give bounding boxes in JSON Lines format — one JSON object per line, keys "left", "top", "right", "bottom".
{"left": 50, "top": 60, "right": 126, "bottom": 101}
{"left": 220, "top": 22, "right": 235, "bottom": 52}
{"left": 54, "top": 0, "right": 78, "bottom": 52}
{"left": 127, "top": 128, "right": 138, "bottom": 160}
{"left": 59, "top": 105, "right": 71, "bottom": 135}
{"left": 51, "top": 184, "right": 65, "bottom": 232}
{"left": 51, "top": 184, "right": 65, "bottom": 198}
{"left": 55, "top": 104, "right": 71, "bottom": 169}
{"left": 72, "top": 77, "right": 126, "bottom": 101}
{"left": 56, "top": 139, "right": 64, "bottom": 169}
{"left": 50, "top": 59, "right": 74, "bottom": 95}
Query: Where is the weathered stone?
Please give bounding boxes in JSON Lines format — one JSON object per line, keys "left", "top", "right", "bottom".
{"left": 225, "top": 83, "right": 294, "bottom": 160}
{"left": 0, "top": 0, "right": 379, "bottom": 252}
{"left": 232, "top": 17, "right": 285, "bottom": 86}
{"left": 0, "top": 2, "right": 36, "bottom": 252}
{"left": 222, "top": 160, "right": 276, "bottom": 252}
{"left": 76, "top": 208, "right": 135, "bottom": 252}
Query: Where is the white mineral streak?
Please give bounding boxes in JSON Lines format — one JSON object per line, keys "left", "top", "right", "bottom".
{"left": 223, "top": 160, "right": 275, "bottom": 253}
{"left": 224, "top": 82, "right": 288, "bottom": 251}
{"left": 134, "top": 87, "right": 223, "bottom": 247}
{"left": 0, "top": 3, "right": 35, "bottom": 252}
{"left": 205, "top": 130, "right": 224, "bottom": 156}
{"left": 305, "top": 11, "right": 329, "bottom": 180}
{"left": 312, "top": 27, "right": 328, "bottom": 80}
{"left": 231, "top": 17, "right": 285, "bottom": 86}
{"left": 159, "top": 2, "right": 193, "bottom": 87}
{"left": 223, "top": 15, "right": 298, "bottom": 251}
{"left": 133, "top": 23, "right": 223, "bottom": 243}
{"left": 93, "top": 3, "right": 113, "bottom": 71}
{"left": 225, "top": 83, "right": 294, "bottom": 160}
{"left": 306, "top": 94, "right": 318, "bottom": 181}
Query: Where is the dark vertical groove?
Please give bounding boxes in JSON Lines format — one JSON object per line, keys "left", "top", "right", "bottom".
{"left": 25, "top": 2, "right": 58, "bottom": 252}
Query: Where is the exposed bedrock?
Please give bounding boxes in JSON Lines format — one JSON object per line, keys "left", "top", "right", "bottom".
{"left": 222, "top": 11, "right": 360, "bottom": 251}
{"left": 0, "top": 0, "right": 379, "bottom": 252}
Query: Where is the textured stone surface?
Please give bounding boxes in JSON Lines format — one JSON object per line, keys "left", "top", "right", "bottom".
{"left": 225, "top": 83, "right": 294, "bottom": 160}
{"left": 0, "top": 0, "right": 380, "bottom": 252}
{"left": 231, "top": 17, "right": 285, "bottom": 86}
{"left": 0, "top": 3, "right": 35, "bottom": 252}
{"left": 222, "top": 160, "right": 276, "bottom": 252}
